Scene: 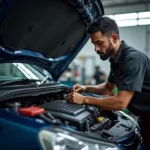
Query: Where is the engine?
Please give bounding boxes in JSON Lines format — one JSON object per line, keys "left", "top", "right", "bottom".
{"left": 40, "top": 100, "right": 107, "bottom": 131}
{"left": 0, "top": 89, "right": 140, "bottom": 148}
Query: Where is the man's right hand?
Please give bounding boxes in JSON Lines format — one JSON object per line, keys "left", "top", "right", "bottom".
{"left": 72, "top": 84, "right": 86, "bottom": 93}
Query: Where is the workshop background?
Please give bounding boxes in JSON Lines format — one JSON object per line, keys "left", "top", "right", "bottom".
{"left": 60, "top": 0, "right": 150, "bottom": 90}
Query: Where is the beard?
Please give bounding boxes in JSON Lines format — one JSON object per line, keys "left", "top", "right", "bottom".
{"left": 97, "top": 39, "right": 115, "bottom": 60}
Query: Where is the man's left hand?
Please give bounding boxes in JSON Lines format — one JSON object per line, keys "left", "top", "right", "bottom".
{"left": 66, "top": 92, "right": 86, "bottom": 104}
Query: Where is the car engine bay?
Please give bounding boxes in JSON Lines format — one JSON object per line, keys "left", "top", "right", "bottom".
{"left": 0, "top": 87, "right": 140, "bottom": 147}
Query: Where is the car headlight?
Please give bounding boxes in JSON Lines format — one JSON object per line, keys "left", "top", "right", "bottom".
{"left": 38, "top": 129, "right": 120, "bottom": 150}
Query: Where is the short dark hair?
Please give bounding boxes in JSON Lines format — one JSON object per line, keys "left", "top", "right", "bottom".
{"left": 87, "top": 17, "right": 119, "bottom": 38}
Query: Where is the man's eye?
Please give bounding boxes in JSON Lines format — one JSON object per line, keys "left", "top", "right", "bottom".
{"left": 98, "top": 43, "right": 103, "bottom": 45}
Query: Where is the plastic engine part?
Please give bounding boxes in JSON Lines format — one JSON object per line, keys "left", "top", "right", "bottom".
{"left": 18, "top": 106, "right": 44, "bottom": 117}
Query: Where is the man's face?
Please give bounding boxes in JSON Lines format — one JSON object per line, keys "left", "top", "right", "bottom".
{"left": 91, "top": 31, "right": 115, "bottom": 60}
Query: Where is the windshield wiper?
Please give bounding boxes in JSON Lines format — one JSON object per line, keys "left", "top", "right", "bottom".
{"left": 0, "top": 79, "right": 41, "bottom": 86}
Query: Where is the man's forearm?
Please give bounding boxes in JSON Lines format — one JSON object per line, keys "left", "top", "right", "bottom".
{"left": 84, "top": 95, "right": 125, "bottom": 111}
{"left": 85, "top": 83, "right": 112, "bottom": 95}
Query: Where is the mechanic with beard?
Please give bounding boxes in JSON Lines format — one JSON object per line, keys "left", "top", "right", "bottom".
{"left": 66, "top": 17, "right": 150, "bottom": 149}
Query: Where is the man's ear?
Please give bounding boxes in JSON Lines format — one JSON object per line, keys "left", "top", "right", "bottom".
{"left": 111, "top": 33, "right": 118, "bottom": 44}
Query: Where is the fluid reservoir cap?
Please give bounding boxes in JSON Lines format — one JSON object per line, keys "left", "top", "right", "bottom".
{"left": 97, "top": 117, "right": 104, "bottom": 123}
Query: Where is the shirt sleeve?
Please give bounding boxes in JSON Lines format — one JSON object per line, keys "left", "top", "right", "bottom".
{"left": 108, "top": 71, "right": 116, "bottom": 83}
{"left": 118, "top": 58, "right": 147, "bottom": 92}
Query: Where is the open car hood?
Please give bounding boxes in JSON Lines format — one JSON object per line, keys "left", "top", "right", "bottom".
{"left": 0, "top": 0, "right": 104, "bottom": 80}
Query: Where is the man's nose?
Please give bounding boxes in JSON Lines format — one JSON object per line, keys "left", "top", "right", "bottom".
{"left": 95, "top": 45, "right": 100, "bottom": 52}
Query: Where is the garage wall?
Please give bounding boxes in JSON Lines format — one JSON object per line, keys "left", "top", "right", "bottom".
{"left": 76, "top": 2, "right": 150, "bottom": 77}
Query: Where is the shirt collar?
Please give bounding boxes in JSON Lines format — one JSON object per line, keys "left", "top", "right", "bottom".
{"left": 109, "top": 41, "right": 129, "bottom": 63}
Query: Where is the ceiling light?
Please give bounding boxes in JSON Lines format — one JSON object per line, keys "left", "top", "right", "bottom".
{"left": 116, "top": 20, "right": 138, "bottom": 27}
{"left": 114, "top": 13, "right": 137, "bottom": 21}
{"left": 105, "top": 15, "right": 114, "bottom": 19}
{"left": 138, "top": 11, "right": 150, "bottom": 19}
{"left": 138, "top": 19, "right": 150, "bottom": 25}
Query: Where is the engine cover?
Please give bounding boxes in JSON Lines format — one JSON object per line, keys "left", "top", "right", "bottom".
{"left": 40, "top": 100, "right": 100, "bottom": 130}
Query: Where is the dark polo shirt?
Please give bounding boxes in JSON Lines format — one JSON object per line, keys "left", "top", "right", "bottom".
{"left": 108, "top": 41, "right": 150, "bottom": 115}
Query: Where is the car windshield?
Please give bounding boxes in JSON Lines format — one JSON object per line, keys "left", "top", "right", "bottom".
{"left": 0, "top": 63, "right": 52, "bottom": 82}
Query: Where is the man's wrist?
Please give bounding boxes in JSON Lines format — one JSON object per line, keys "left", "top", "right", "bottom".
{"left": 83, "top": 86, "right": 87, "bottom": 92}
{"left": 84, "top": 96, "right": 88, "bottom": 104}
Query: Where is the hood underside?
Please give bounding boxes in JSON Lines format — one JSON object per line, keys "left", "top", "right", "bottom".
{"left": 0, "top": 0, "right": 104, "bottom": 80}
{"left": 0, "top": 0, "right": 86, "bottom": 58}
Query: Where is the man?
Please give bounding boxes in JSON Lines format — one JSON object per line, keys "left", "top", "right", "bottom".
{"left": 66, "top": 17, "right": 150, "bottom": 149}
{"left": 93, "top": 66, "right": 105, "bottom": 84}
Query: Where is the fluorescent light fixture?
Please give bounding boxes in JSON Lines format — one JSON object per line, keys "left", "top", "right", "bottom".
{"left": 105, "top": 15, "right": 114, "bottom": 19}
{"left": 116, "top": 20, "right": 138, "bottom": 27}
{"left": 105, "top": 11, "right": 150, "bottom": 27}
{"left": 114, "top": 13, "right": 137, "bottom": 21}
{"left": 138, "top": 11, "right": 150, "bottom": 19}
{"left": 138, "top": 19, "right": 150, "bottom": 25}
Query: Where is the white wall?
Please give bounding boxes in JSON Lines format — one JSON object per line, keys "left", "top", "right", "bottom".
{"left": 120, "top": 26, "right": 149, "bottom": 55}
{"left": 74, "top": 2, "right": 150, "bottom": 77}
